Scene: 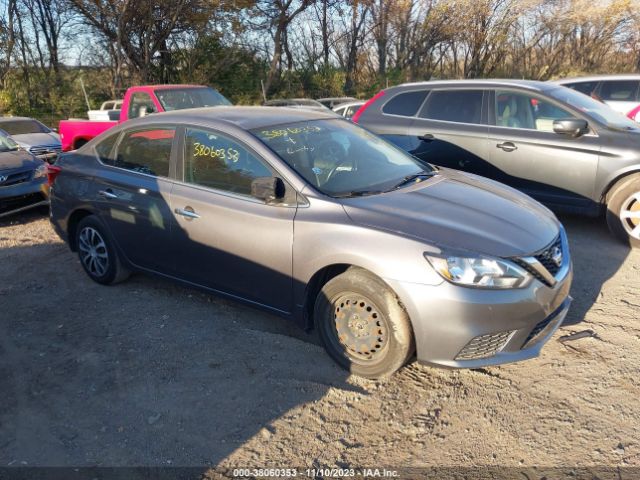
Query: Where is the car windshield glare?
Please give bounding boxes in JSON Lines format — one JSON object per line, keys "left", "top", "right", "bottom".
{"left": 155, "top": 87, "right": 231, "bottom": 111}
{"left": 0, "top": 119, "right": 50, "bottom": 135}
{"left": 0, "top": 132, "right": 19, "bottom": 152}
{"left": 548, "top": 87, "right": 640, "bottom": 131}
{"left": 251, "top": 119, "right": 434, "bottom": 197}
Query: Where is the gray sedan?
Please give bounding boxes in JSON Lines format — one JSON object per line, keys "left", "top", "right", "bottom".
{"left": 49, "top": 107, "right": 572, "bottom": 378}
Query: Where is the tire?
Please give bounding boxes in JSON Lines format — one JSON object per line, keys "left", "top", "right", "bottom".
{"left": 606, "top": 175, "right": 640, "bottom": 248}
{"left": 314, "top": 268, "right": 415, "bottom": 379}
{"left": 75, "top": 216, "right": 130, "bottom": 285}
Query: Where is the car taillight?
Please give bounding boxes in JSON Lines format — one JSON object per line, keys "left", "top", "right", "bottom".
{"left": 352, "top": 90, "right": 385, "bottom": 124}
{"left": 47, "top": 165, "right": 61, "bottom": 185}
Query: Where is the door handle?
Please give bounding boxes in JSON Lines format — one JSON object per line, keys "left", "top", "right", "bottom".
{"left": 418, "top": 133, "right": 435, "bottom": 141}
{"left": 98, "top": 189, "right": 118, "bottom": 199}
{"left": 174, "top": 207, "right": 200, "bottom": 220}
{"left": 496, "top": 142, "right": 518, "bottom": 152}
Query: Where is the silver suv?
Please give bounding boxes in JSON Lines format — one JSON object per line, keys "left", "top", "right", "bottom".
{"left": 354, "top": 79, "right": 640, "bottom": 247}
{"left": 50, "top": 107, "right": 572, "bottom": 378}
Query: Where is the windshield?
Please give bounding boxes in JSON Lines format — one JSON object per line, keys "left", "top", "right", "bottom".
{"left": 252, "top": 119, "right": 434, "bottom": 197}
{"left": 548, "top": 86, "right": 640, "bottom": 130}
{"left": 0, "top": 132, "right": 19, "bottom": 152}
{"left": 0, "top": 119, "right": 50, "bottom": 135}
{"left": 155, "top": 87, "right": 231, "bottom": 111}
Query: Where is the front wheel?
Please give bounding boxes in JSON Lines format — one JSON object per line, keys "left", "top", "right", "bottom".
{"left": 76, "top": 216, "right": 130, "bottom": 284}
{"left": 606, "top": 175, "right": 640, "bottom": 248}
{"left": 315, "top": 268, "right": 415, "bottom": 379}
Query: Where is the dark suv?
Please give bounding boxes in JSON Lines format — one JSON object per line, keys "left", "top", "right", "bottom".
{"left": 354, "top": 80, "right": 640, "bottom": 247}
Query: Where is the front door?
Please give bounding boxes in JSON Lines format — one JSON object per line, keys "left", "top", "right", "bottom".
{"left": 488, "top": 89, "right": 600, "bottom": 209}
{"left": 169, "top": 126, "right": 297, "bottom": 313}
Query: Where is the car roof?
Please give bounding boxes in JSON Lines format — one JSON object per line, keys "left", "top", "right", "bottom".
{"left": 333, "top": 101, "right": 365, "bottom": 109}
{"left": 318, "top": 96, "right": 356, "bottom": 101}
{"left": 0, "top": 116, "right": 37, "bottom": 122}
{"left": 392, "top": 79, "right": 555, "bottom": 92}
{"left": 129, "top": 106, "right": 338, "bottom": 130}
{"left": 554, "top": 74, "right": 640, "bottom": 83}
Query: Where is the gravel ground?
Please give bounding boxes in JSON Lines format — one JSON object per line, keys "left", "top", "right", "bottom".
{"left": 0, "top": 209, "right": 638, "bottom": 476}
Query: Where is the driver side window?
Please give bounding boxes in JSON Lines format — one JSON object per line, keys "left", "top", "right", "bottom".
{"left": 183, "top": 128, "right": 272, "bottom": 196}
{"left": 495, "top": 90, "right": 577, "bottom": 132}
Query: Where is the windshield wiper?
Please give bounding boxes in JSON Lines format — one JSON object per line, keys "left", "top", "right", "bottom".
{"left": 332, "top": 190, "right": 384, "bottom": 198}
{"left": 388, "top": 171, "right": 437, "bottom": 191}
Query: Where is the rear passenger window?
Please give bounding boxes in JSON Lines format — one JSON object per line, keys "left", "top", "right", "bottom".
{"left": 95, "top": 133, "right": 119, "bottom": 164}
{"left": 112, "top": 127, "right": 175, "bottom": 177}
{"left": 382, "top": 91, "right": 428, "bottom": 116}
{"left": 183, "top": 128, "right": 272, "bottom": 196}
{"left": 420, "top": 90, "right": 484, "bottom": 124}
{"left": 599, "top": 81, "right": 640, "bottom": 101}
{"left": 564, "top": 81, "right": 599, "bottom": 96}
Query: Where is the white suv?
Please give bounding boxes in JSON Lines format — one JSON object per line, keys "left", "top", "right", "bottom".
{"left": 555, "top": 75, "right": 640, "bottom": 121}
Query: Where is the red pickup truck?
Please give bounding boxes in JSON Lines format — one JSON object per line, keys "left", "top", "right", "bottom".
{"left": 59, "top": 84, "right": 231, "bottom": 151}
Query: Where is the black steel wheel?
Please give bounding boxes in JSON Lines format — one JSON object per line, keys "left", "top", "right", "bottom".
{"left": 315, "top": 268, "right": 414, "bottom": 378}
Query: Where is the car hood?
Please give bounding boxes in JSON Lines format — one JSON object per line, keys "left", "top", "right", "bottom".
{"left": 0, "top": 150, "right": 40, "bottom": 171}
{"left": 11, "top": 132, "right": 61, "bottom": 147}
{"left": 340, "top": 169, "right": 560, "bottom": 258}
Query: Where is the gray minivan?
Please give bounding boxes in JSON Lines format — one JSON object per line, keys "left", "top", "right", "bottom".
{"left": 354, "top": 80, "right": 640, "bottom": 247}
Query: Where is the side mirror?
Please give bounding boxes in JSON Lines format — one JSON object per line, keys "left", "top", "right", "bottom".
{"left": 251, "top": 176, "right": 285, "bottom": 202}
{"left": 553, "top": 118, "right": 589, "bottom": 137}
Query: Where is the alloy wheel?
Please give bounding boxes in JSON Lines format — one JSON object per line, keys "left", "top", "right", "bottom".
{"left": 620, "top": 192, "right": 640, "bottom": 240}
{"left": 78, "top": 226, "right": 110, "bottom": 277}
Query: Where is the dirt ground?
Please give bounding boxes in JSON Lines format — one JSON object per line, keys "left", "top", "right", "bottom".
{"left": 0, "top": 209, "right": 638, "bottom": 476}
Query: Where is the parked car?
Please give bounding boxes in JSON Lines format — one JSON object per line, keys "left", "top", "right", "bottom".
{"left": 0, "top": 116, "right": 62, "bottom": 163}
{"left": 354, "top": 79, "right": 640, "bottom": 247}
{"left": 50, "top": 106, "right": 572, "bottom": 378}
{"left": 333, "top": 101, "right": 365, "bottom": 119}
{"left": 0, "top": 130, "right": 50, "bottom": 217}
{"left": 554, "top": 74, "right": 640, "bottom": 120}
{"left": 263, "top": 98, "right": 330, "bottom": 111}
{"left": 59, "top": 84, "right": 231, "bottom": 151}
{"left": 317, "top": 97, "right": 358, "bottom": 109}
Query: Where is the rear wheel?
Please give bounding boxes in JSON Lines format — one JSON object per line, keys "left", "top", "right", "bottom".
{"left": 606, "top": 175, "right": 640, "bottom": 248}
{"left": 76, "top": 216, "right": 130, "bottom": 284}
{"left": 315, "top": 268, "right": 414, "bottom": 378}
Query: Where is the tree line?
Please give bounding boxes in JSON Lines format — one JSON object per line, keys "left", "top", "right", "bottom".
{"left": 0, "top": 0, "right": 638, "bottom": 125}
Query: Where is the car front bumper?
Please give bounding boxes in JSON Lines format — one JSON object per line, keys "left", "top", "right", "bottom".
{"left": 0, "top": 178, "right": 49, "bottom": 218}
{"left": 385, "top": 262, "right": 573, "bottom": 368}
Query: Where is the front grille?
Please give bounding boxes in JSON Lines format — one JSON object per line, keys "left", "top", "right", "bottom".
{"left": 0, "top": 192, "right": 46, "bottom": 215}
{"left": 28, "top": 144, "right": 62, "bottom": 159}
{"left": 512, "top": 234, "right": 564, "bottom": 287}
{"left": 534, "top": 235, "right": 562, "bottom": 276}
{"left": 455, "top": 330, "right": 515, "bottom": 360}
{"left": 0, "top": 169, "right": 33, "bottom": 187}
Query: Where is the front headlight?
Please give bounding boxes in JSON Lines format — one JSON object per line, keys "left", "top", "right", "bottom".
{"left": 33, "top": 163, "right": 48, "bottom": 179}
{"left": 425, "top": 252, "right": 531, "bottom": 289}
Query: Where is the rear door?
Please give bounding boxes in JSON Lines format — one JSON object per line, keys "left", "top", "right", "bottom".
{"left": 488, "top": 89, "right": 600, "bottom": 209}
{"left": 91, "top": 125, "right": 177, "bottom": 273}
{"left": 408, "top": 88, "right": 491, "bottom": 177}
{"left": 363, "top": 89, "right": 429, "bottom": 151}
{"left": 169, "top": 126, "right": 297, "bottom": 313}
